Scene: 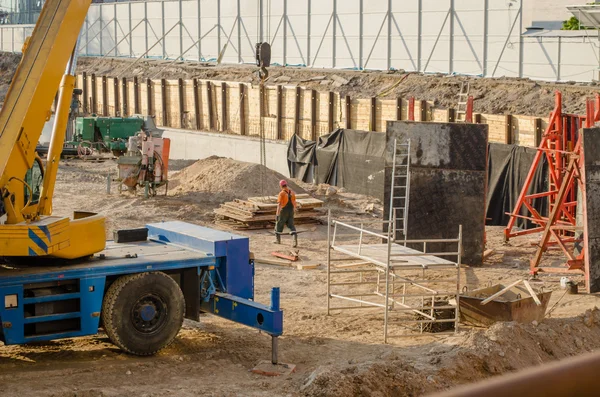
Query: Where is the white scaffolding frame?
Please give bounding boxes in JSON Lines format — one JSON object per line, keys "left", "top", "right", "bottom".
{"left": 326, "top": 211, "right": 462, "bottom": 342}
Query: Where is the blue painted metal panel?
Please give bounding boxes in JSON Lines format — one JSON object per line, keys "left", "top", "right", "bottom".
{"left": 0, "top": 285, "right": 24, "bottom": 344}
{"left": 200, "top": 292, "right": 283, "bottom": 336}
{"left": 79, "top": 277, "right": 106, "bottom": 337}
{"left": 24, "top": 312, "right": 80, "bottom": 324}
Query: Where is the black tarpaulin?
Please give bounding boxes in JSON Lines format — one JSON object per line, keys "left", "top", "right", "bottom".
{"left": 486, "top": 143, "right": 548, "bottom": 228}
{"left": 287, "top": 129, "right": 386, "bottom": 199}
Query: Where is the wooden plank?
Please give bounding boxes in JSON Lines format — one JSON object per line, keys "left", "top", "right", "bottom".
{"left": 334, "top": 261, "right": 373, "bottom": 268}
{"left": 101, "top": 76, "right": 108, "bottom": 116}
{"left": 522, "top": 280, "right": 542, "bottom": 306}
{"left": 345, "top": 95, "right": 352, "bottom": 129}
{"left": 535, "top": 117, "right": 543, "bottom": 146}
{"left": 248, "top": 193, "right": 312, "bottom": 202}
{"left": 121, "top": 77, "right": 128, "bottom": 116}
{"left": 328, "top": 91, "right": 334, "bottom": 133}
{"left": 277, "top": 85, "right": 283, "bottom": 139}
{"left": 192, "top": 79, "right": 201, "bottom": 130}
{"left": 255, "top": 257, "right": 293, "bottom": 267}
{"left": 271, "top": 251, "right": 299, "bottom": 262}
{"left": 505, "top": 114, "right": 513, "bottom": 144}
{"left": 178, "top": 78, "right": 185, "bottom": 128}
{"left": 311, "top": 89, "right": 317, "bottom": 140}
{"left": 448, "top": 108, "right": 455, "bottom": 122}
{"left": 207, "top": 82, "right": 214, "bottom": 130}
{"left": 161, "top": 78, "right": 168, "bottom": 126}
{"left": 113, "top": 77, "right": 120, "bottom": 116}
{"left": 221, "top": 82, "right": 227, "bottom": 131}
{"left": 295, "top": 86, "right": 301, "bottom": 135}
{"left": 239, "top": 83, "right": 246, "bottom": 135}
{"left": 91, "top": 74, "right": 97, "bottom": 114}
{"left": 146, "top": 78, "right": 153, "bottom": 117}
{"left": 82, "top": 72, "right": 88, "bottom": 114}
{"left": 133, "top": 76, "right": 140, "bottom": 114}
{"left": 483, "top": 249, "right": 495, "bottom": 260}
{"left": 370, "top": 97, "right": 377, "bottom": 131}
{"left": 297, "top": 262, "right": 320, "bottom": 270}
{"left": 480, "top": 280, "right": 523, "bottom": 305}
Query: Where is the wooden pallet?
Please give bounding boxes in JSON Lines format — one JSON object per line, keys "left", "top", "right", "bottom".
{"left": 214, "top": 196, "right": 324, "bottom": 230}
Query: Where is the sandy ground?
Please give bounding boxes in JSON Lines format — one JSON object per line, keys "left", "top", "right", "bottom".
{"left": 1, "top": 159, "right": 600, "bottom": 396}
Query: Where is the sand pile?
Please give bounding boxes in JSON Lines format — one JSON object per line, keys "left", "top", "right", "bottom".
{"left": 169, "top": 156, "right": 305, "bottom": 200}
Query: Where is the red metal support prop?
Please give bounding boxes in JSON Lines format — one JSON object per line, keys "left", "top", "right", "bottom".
{"left": 408, "top": 97, "right": 415, "bottom": 121}
{"left": 465, "top": 95, "right": 474, "bottom": 123}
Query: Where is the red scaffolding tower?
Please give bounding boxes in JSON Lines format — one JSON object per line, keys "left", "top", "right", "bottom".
{"left": 504, "top": 91, "right": 600, "bottom": 280}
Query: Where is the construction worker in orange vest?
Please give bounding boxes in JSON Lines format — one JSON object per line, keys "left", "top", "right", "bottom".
{"left": 275, "top": 179, "right": 298, "bottom": 247}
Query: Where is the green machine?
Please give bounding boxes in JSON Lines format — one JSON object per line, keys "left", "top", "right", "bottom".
{"left": 72, "top": 115, "right": 146, "bottom": 155}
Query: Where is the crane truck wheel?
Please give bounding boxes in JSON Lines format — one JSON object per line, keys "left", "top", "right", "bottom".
{"left": 101, "top": 272, "right": 185, "bottom": 356}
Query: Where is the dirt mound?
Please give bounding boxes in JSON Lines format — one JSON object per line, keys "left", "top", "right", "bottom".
{"left": 169, "top": 156, "right": 305, "bottom": 200}
{"left": 301, "top": 309, "right": 600, "bottom": 396}
{"left": 0, "top": 52, "right": 21, "bottom": 103}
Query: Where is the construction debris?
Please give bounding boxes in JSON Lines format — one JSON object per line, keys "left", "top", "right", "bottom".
{"left": 271, "top": 250, "right": 299, "bottom": 262}
{"left": 214, "top": 194, "right": 323, "bottom": 230}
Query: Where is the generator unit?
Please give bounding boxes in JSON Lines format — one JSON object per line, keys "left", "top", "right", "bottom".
{"left": 71, "top": 115, "right": 151, "bottom": 155}
{"left": 117, "top": 131, "right": 171, "bottom": 197}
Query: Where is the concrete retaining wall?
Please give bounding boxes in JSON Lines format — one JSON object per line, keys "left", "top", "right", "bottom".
{"left": 162, "top": 128, "right": 290, "bottom": 176}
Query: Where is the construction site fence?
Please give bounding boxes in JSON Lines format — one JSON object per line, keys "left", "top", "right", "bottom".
{"left": 75, "top": 73, "right": 548, "bottom": 148}
{"left": 3, "top": 0, "right": 600, "bottom": 82}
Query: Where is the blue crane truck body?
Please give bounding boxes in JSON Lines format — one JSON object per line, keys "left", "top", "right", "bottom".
{"left": 0, "top": 221, "right": 283, "bottom": 358}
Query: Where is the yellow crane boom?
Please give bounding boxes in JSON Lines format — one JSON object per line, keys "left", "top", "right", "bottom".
{"left": 0, "top": 0, "right": 105, "bottom": 259}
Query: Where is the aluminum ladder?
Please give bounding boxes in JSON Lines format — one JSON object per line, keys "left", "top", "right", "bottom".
{"left": 455, "top": 82, "right": 470, "bottom": 122}
{"left": 388, "top": 139, "right": 411, "bottom": 243}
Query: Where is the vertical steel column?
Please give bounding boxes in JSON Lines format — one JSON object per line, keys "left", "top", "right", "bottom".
{"left": 449, "top": 0, "right": 454, "bottom": 74}
{"left": 129, "top": 2, "right": 133, "bottom": 57}
{"left": 396, "top": 97, "right": 402, "bottom": 120}
{"left": 332, "top": 0, "right": 337, "bottom": 68}
{"left": 387, "top": 0, "right": 392, "bottom": 70}
{"left": 237, "top": 0, "right": 242, "bottom": 63}
{"left": 259, "top": 0, "right": 264, "bottom": 42}
{"left": 193, "top": 78, "right": 201, "bottom": 129}
{"left": 283, "top": 0, "right": 288, "bottom": 66}
{"left": 207, "top": 82, "right": 214, "bottom": 130}
{"left": 483, "top": 0, "right": 488, "bottom": 76}
{"left": 114, "top": 3, "right": 117, "bottom": 56}
{"left": 294, "top": 87, "right": 301, "bottom": 135}
{"left": 144, "top": 2, "right": 149, "bottom": 58}
{"left": 359, "top": 0, "right": 363, "bottom": 70}
{"left": 277, "top": 85, "right": 283, "bottom": 139}
{"left": 345, "top": 96, "right": 352, "bottom": 129}
{"left": 217, "top": 0, "right": 222, "bottom": 59}
{"left": 198, "top": 0, "right": 202, "bottom": 61}
{"left": 161, "top": 78, "right": 168, "bottom": 126}
{"left": 113, "top": 77, "right": 120, "bottom": 116}
{"left": 370, "top": 97, "right": 377, "bottom": 131}
{"left": 91, "top": 74, "right": 97, "bottom": 114}
{"left": 328, "top": 91, "right": 334, "bottom": 133}
{"left": 417, "top": 0, "right": 422, "bottom": 71}
{"left": 518, "top": 0, "right": 523, "bottom": 78}
{"left": 161, "top": 1, "right": 166, "bottom": 59}
{"left": 307, "top": 0, "right": 312, "bottom": 66}
{"left": 82, "top": 72, "right": 88, "bottom": 114}
{"left": 179, "top": 0, "right": 183, "bottom": 59}
{"left": 134, "top": 76, "right": 140, "bottom": 114}
{"left": 99, "top": 5, "right": 103, "bottom": 55}
{"left": 178, "top": 78, "right": 185, "bottom": 128}
{"left": 311, "top": 89, "right": 317, "bottom": 140}
{"left": 557, "top": 37, "right": 562, "bottom": 81}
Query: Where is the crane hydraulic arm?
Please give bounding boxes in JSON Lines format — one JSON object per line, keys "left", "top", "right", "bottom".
{"left": 0, "top": 0, "right": 105, "bottom": 259}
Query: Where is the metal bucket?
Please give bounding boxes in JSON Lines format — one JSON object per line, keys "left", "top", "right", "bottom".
{"left": 459, "top": 283, "right": 552, "bottom": 327}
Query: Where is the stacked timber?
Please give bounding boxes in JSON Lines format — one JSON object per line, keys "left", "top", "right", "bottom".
{"left": 215, "top": 194, "right": 323, "bottom": 230}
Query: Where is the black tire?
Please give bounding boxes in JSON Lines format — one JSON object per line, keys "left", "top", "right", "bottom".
{"left": 101, "top": 272, "right": 185, "bottom": 356}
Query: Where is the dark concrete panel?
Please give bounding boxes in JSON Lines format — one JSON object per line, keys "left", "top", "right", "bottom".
{"left": 385, "top": 121, "right": 488, "bottom": 266}
{"left": 582, "top": 128, "right": 600, "bottom": 293}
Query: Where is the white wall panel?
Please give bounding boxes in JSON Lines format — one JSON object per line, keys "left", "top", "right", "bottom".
{"left": 4, "top": 0, "right": 598, "bottom": 82}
